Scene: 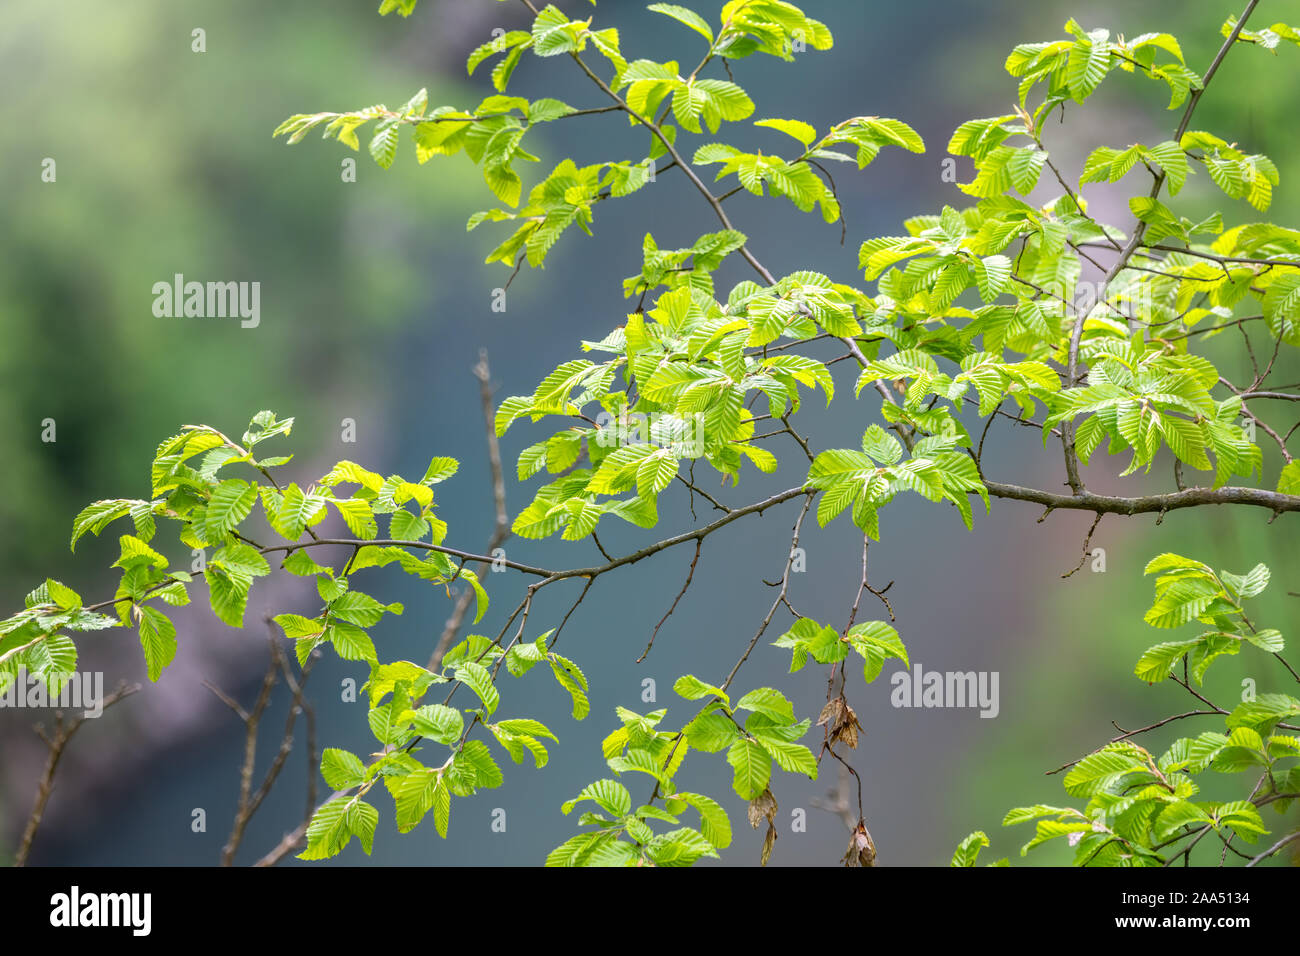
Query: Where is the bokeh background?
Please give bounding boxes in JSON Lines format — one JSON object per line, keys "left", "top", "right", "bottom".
{"left": 1, "top": 0, "right": 1297, "bottom": 866}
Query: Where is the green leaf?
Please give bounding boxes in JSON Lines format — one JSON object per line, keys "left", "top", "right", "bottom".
{"left": 1143, "top": 577, "right": 1219, "bottom": 629}
{"left": 369, "top": 123, "right": 399, "bottom": 169}
{"left": 860, "top": 425, "right": 903, "bottom": 465}
{"left": 214, "top": 543, "right": 270, "bottom": 579}
{"left": 389, "top": 509, "right": 430, "bottom": 541}
{"left": 646, "top": 827, "right": 718, "bottom": 866}
{"left": 26, "top": 635, "right": 78, "bottom": 690}
{"left": 348, "top": 799, "right": 380, "bottom": 855}
{"left": 1152, "top": 800, "right": 1212, "bottom": 839}
{"left": 726, "top": 738, "right": 771, "bottom": 799}
{"left": 1148, "top": 140, "right": 1188, "bottom": 195}
{"left": 329, "top": 590, "right": 402, "bottom": 628}
{"left": 531, "top": 4, "right": 581, "bottom": 57}
{"left": 847, "top": 620, "right": 909, "bottom": 682}
{"left": 138, "top": 606, "right": 178, "bottom": 682}
{"left": 422, "top": 456, "right": 459, "bottom": 484}
{"left": 1135, "top": 639, "right": 1200, "bottom": 683}
{"left": 550, "top": 654, "right": 590, "bottom": 720}
{"left": 1144, "top": 553, "right": 1214, "bottom": 576}
{"left": 1005, "top": 148, "right": 1046, "bottom": 194}
{"left": 112, "top": 535, "right": 168, "bottom": 571}
{"left": 1226, "top": 694, "right": 1300, "bottom": 733}
{"left": 636, "top": 449, "right": 679, "bottom": 498}
{"left": 750, "top": 731, "right": 817, "bottom": 778}
{"left": 754, "top": 118, "right": 817, "bottom": 148}
{"left": 453, "top": 739, "right": 504, "bottom": 791}
{"left": 606, "top": 746, "right": 668, "bottom": 783}
{"left": 1063, "top": 748, "right": 1145, "bottom": 797}
{"left": 461, "top": 568, "right": 490, "bottom": 625}
{"left": 546, "top": 831, "right": 613, "bottom": 867}
{"left": 673, "top": 674, "right": 730, "bottom": 704}
{"left": 408, "top": 704, "right": 464, "bottom": 744}
{"left": 320, "top": 748, "right": 367, "bottom": 790}
{"left": 684, "top": 713, "right": 740, "bottom": 752}
{"left": 1066, "top": 25, "right": 1110, "bottom": 101}
{"left": 673, "top": 791, "right": 731, "bottom": 849}
{"left": 298, "top": 796, "right": 358, "bottom": 860}
{"left": 697, "top": 79, "right": 754, "bottom": 130}
{"left": 735, "top": 686, "right": 795, "bottom": 722}
{"left": 206, "top": 480, "right": 258, "bottom": 540}
{"left": 671, "top": 80, "right": 708, "bottom": 134}
{"left": 1244, "top": 628, "right": 1284, "bottom": 652}
{"left": 648, "top": 3, "right": 713, "bottom": 43}
{"left": 562, "top": 778, "right": 632, "bottom": 817}
{"left": 1215, "top": 801, "right": 1266, "bottom": 842}
{"left": 973, "top": 254, "right": 1012, "bottom": 301}
{"left": 205, "top": 545, "right": 270, "bottom": 628}
{"left": 1278, "top": 460, "right": 1300, "bottom": 496}
{"left": 1224, "top": 562, "right": 1269, "bottom": 599}
{"left": 527, "top": 98, "right": 575, "bottom": 123}
{"left": 273, "top": 614, "right": 324, "bottom": 641}
{"left": 72, "top": 499, "right": 145, "bottom": 551}
{"left": 242, "top": 412, "right": 294, "bottom": 447}
{"left": 394, "top": 770, "right": 447, "bottom": 835}
{"left": 331, "top": 497, "right": 378, "bottom": 540}
{"left": 454, "top": 661, "right": 499, "bottom": 716}
{"left": 325, "top": 620, "right": 378, "bottom": 665}
{"left": 952, "top": 831, "right": 989, "bottom": 866}
{"left": 495, "top": 717, "right": 558, "bottom": 741}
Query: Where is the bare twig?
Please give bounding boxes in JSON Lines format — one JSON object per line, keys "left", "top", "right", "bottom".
{"left": 216, "top": 625, "right": 317, "bottom": 867}
{"left": 638, "top": 539, "right": 702, "bottom": 663}
{"left": 429, "top": 351, "right": 512, "bottom": 671}
{"left": 1245, "top": 829, "right": 1300, "bottom": 866}
{"left": 15, "top": 681, "right": 140, "bottom": 866}
{"left": 1061, "top": 512, "right": 1103, "bottom": 578}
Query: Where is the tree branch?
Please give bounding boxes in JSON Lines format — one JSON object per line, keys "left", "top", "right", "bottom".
{"left": 429, "top": 350, "right": 512, "bottom": 671}
{"left": 983, "top": 479, "right": 1300, "bottom": 516}
{"left": 15, "top": 682, "right": 140, "bottom": 867}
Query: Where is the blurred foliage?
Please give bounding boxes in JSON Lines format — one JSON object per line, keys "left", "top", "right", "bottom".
{"left": 0, "top": 0, "right": 483, "bottom": 589}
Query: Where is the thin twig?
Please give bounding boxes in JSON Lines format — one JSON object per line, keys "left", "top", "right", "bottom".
{"left": 638, "top": 539, "right": 702, "bottom": 663}
{"left": 1061, "top": 512, "right": 1103, "bottom": 579}
{"left": 429, "top": 351, "right": 511, "bottom": 671}
{"left": 15, "top": 682, "right": 140, "bottom": 866}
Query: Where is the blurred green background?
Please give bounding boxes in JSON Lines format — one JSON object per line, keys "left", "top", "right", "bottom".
{"left": 1, "top": 0, "right": 1296, "bottom": 866}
